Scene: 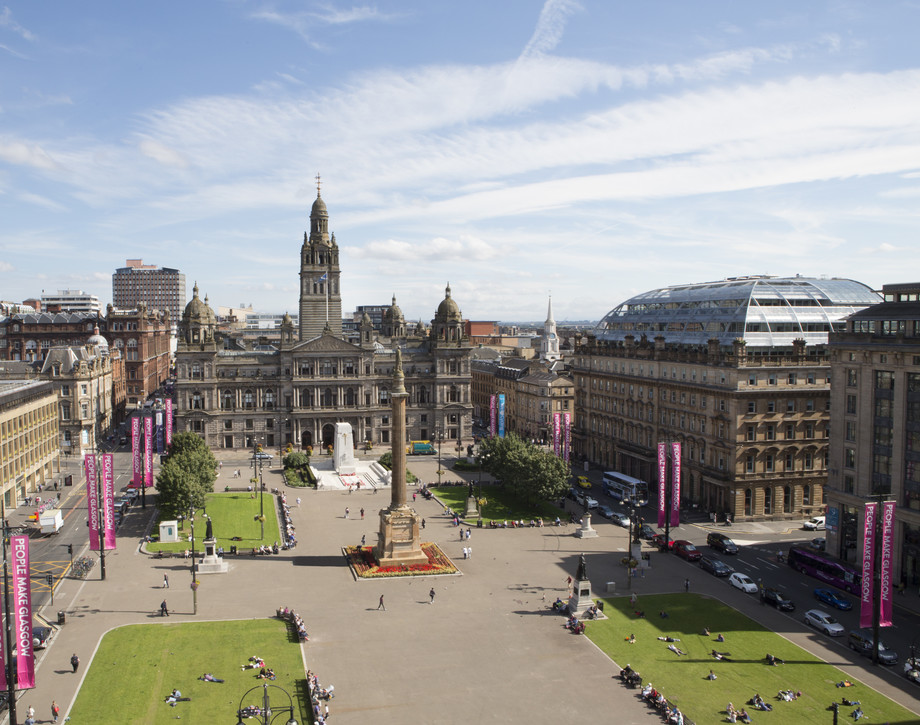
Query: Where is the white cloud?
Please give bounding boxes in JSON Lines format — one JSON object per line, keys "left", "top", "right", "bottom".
{"left": 0, "top": 261, "right": 12, "bottom": 272}
{"left": 138, "top": 139, "right": 189, "bottom": 169}
{"left": 520, "top": 0, "right": 582, "bottom": 58}
{"left": 353, "top": 235, "right": 503, "bottom": 262}
{"left": 0, "top": 139, "right": 59, "bottom": 170}
{"left": 16, "top": 192, "right": 68, "bottom": 212}
{"left": 0, "top": 7, "right": 35, "bottom": 41}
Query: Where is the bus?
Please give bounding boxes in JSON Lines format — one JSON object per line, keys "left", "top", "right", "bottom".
{"left": 787, "top": 546, "right": 861, "bottom": 595}
{"left": 602, "top": 471, "right": 649, "bottom": 507}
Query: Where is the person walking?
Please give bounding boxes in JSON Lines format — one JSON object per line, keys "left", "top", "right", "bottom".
{"left": 684, "top": 578, "right": 690, "bottom": 593}
{"left": 429, "top": 587, "right": 436, "bottom": 604}
{"left": 467, "top": 545, "right": 472, "bottom": 558}
{"left": 345, "top": 507, "right": 349, "bottom": 519}
{"left": 377, "top": 594, "right": 386, "bottom": 611}
{"left": 70, "top": 653, "right": 80, "bottom": 673}
{"left": 160, "top": 599, "right": 169, "bottom": 617}
{"left": 163, "top": 573, "right": 169, "bottom": 588}
{"left": 360, "top": 508, "right": 365, "bottom": 520}
{"left": 630, "top": 592, "right": 638, "bottom": 606}
{"left": 296, "top": 497, "right": 301, "bottom": 507}
{"left": 52, "top": 700, "right": 60, "bottom": 722}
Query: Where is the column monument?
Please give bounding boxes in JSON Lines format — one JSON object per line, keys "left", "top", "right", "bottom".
{"left": 375, "top": 349, "right": 427, "bottom": 566}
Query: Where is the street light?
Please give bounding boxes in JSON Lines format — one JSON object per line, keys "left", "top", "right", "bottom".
{"left": 436, "top": 427, "right": 444, "bottom": 487}
{"left": 252, "top": 437, "right": 265, "bottom": 540}
{"left": 190, "top": 507, "right": 198, "bottom": 615}
{"left": 0, "top": 501, "right": 18, "bottom": 725}
{"left": 235, "top": 682, "right": 298, "bottom": 725}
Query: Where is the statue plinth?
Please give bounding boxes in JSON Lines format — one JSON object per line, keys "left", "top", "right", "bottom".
{"left": 197, "top": 537, "right": 228, "bottom": 574}
{"left": 375, "top": 505, "right": 427, "bottom": 567}
{"left": 575, "top": 511, "right": 598, "bottom": 538}
{"left": 464, "top": 496, "right": 479, "bottom": 518}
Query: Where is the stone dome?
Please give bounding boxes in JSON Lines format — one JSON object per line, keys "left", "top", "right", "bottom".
{"left": 87, "top": 325, "right": 109, "bottom": 355}
{"left": 311, "top": 194, "right": 328, "bottom": 218}
{"left": 436, "top": 283, "right": 461, "bottom": 321}
{"left": 182, "top": 282, "right": 217, "bottom": 326}
{"left": 385, "top": 295, "right": 404, "bottom": 322}
{"left": 281, "top": 312, "right": 293, "bottom": 327}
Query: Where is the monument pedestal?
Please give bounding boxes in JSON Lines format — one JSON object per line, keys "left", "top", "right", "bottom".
{"left": 464, "top": 496, "right": 479, "bottom": 519}
{"left": 567, "top": 575, "right": 596, "bottom": 616}
{"left": 375, "top": 505, "right": 427, "bottom": 567}
{"left": 575, "top": 511, "right": 598, "bottom": 538}
{"left": 197, "top": 537, "right": 228, "bottom": 574}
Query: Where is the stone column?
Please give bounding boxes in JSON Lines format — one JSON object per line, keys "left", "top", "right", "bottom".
{"left": 391, "top": 355, "right": 408, "bottom": 508}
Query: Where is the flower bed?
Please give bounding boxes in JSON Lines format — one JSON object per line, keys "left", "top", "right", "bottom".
{"left": 344, "top": 542, "right": 458, "bottom": 578}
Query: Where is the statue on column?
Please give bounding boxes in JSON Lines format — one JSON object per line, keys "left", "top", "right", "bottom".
{"left": 576, "top": 553, "right": 587, "bottom": 581}
{"left": 205, "top": 516, "right": 214, "bottom": 540}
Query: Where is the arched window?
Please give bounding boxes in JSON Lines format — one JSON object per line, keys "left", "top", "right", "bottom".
{"left": 345, "top": 388, "right": 356, "bottom": 406}
{"left": 379, "top": 387, "right": 389, "bottom": 405}
{"left": 264, "top": 390, "right": 275, "bottom": 409}
{"left": 764, "top": 487, "right": 773, "bottom": 515}
{"left": 783, "top": 485, "right": 792, "bottom": 513}
{"left": 301, "top": 389, "right": 313, "bottom": 408}
{"left": 127, "top": 338, "right": 138, "bottom": 361}
{"left": 60, "top": 403, "right": 71, "bottom": 420}
{"left": 744, "top": 488, "right": 753, "bottom": 516}
{"left": 322, "top": 388, "right": 334, "bottom": 407}
{"left": 448, "top": 385, "right": 458, "bottom": 403}
{"left": 221, "top": 390, "right": 234, "bottom": 411}
{"left": 191, "top": 392, "right": 203, "bottom": 410}
{"left": 243, "top": 390, "right": 254, "bottom": 409}
{"left": 191, "top": 363, "right": 201, "bottom": 379}
{"left": 803, "top": 485, "right": 811, "bottom": 506}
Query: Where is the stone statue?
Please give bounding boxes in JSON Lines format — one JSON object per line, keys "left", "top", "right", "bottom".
{"left": 468, "top": 482, "right": 474, "bottom": 498}
{"left": 205, "top": 516, "right": 213, "bottom": 540}
{"left": 576, "top": 553, "right": 587, "bottom": 581}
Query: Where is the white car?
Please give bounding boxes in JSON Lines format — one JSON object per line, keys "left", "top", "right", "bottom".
{"left": 728, "top": 572, "right": 758, "bottom": 594}
{"left": 804, "top": 609, "right": 845, "bottom": 637}
{"left": 576, "top": 492, "right": 599, "bottom": 509}
{"left": 803, "top": 516, "right": 825, "bottom": 531}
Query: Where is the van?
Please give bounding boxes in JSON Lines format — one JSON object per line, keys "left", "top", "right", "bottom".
{"left": 848, "top": 630, "right": 898, "bottom": 665}
{"left": 803, "top": 516, "right": 826, "bottom": 531}
{"left": 707, "top": 532, "right": 739, "bottom": 554}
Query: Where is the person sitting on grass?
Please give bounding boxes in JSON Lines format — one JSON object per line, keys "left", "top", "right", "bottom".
{"left": 716, "top": 633, "right": 725, "bottom": 642}
{"left": 702, "top": 626, "right": 711, "bottom": 636}
{"left": 765, "top": 653, "right": 785, "bottom": 666}
{"left": 659, "top": 610, "right": 669, "bottom": 618}
{"left": 738, "top": 708, "right": 752, "bottom": 723}
{"left": 835, "top": 680, "right": 855, "bottom": 688}
{"left": 778, "top": 690, "right": 797, "bottom": 701}
{"left": 851, "top": 707, "right": 865, "bottom": 721}
{"left": 626, "top": 633, "right": 636, "bottom": 644}
{"left": 707, "top": 670, "right": 717, "bottom": 680}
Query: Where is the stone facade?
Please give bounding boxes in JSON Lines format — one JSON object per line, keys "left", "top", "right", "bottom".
{"left": 0, "top": 380, "right": 59, "bottom": 505}
{"left": 175, "top": 190, "right": 473, "bottom": 454}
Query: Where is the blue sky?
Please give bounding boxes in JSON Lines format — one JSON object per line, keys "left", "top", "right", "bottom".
{"left": 3, "top": 1, "right": 920, "bottom": 323}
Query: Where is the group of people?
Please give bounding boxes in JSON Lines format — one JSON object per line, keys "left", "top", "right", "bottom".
{"left": 640, "top": 683, "right": 685, "bottom": 724}
{"left": 279, "top": 493, "right": 297, "bottom": 549}
{"left": 563, "top": 615, "right": 586, "bottom": 634}
{"left": 277, "top": 606, "right": 309, "bottom": 642}
{"left": 164, "top": 689, "right": 189, "bottom": 707}
{"left": 726, "top": 702, "right": 752, "bottom": 723}
{"left": 307, "top": 669, "right": 334, "bottom": 724}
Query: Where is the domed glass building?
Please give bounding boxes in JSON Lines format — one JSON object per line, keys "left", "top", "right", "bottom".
{"left": 596, "top": 276, "right": 880, "bottom": 350}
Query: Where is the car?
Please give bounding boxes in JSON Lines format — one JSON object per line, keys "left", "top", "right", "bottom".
{"left": 610, "top": 512, "right": 631, "bottom": 527}
{"left": 848, "top": 630, "right": 898, "bottom": 665}
{"left": 804, "top": 609, "right": 845, "bottom": 636}
{"left": 596, "top": 505, "right": 615, "bottom": 520}
{"left": 810, "top": 537, "right": 826, "bottom": 551}
{"left": 576, "top": 476, "right": 592, "bottom": 489}
{"left": 813, "top": 587, "right": 852, "bottom": 611}
{"left": 763, "top": 588, "right": 795, "bottom": 611}
{"left": 639, "top": 524, "right": 656, "bottom": 540}
{"left": 699, "top": 554, "right": 733, "bottom": 577}
{"left": 33, "top": 626, "right": 53, "bottom": 650}
{"left": 119, "top": 436, "right": 127, "bottom": 445}
{"left": 729, "top": 572, "right": 758, "bottom": 593}
{"left": 674, "top": 540, "right": 702, "bottom": 561}
{"left": 576, "top": 492, "right": 598, "bottom": 509}
{"left": 652, "top": 534, "right": 676, "bottom": 550}
{"left": 706, "top": 532, "right": 739, "bottom": 555}
{"left": 253, "top": 452, "right": 274, "bottom": 461}
{"left": 803, "top": 515, "right": 826, "bottom": 531}
{"left": 905, "top": 657, "right": 920, "bottom": 685}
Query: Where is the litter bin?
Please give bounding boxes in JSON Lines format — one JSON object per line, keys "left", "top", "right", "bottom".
{"left": 230, "top": 545, "right": 237, "bottom": 556}
{"left": 58, "top": 611, "right": 66, "bottom": 625}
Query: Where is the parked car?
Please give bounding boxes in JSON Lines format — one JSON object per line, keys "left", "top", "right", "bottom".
{"left": 596, "top": 505, "right": 615, "bottom": 520}
{"left": 576, "top": 492, "right": 598, "bottom": 509}
{"left": 763, "top": 588, "right": 795, "bottom": 611}
{"left": 639, "top": 524, "right": 656, "bottom": 540}
{"left": 674, "top": 540, "right": 702, "bottom": 561}
{"left": 803, "top": 515, "right": 826, "bottom": 531}
{"left": 706, "top": 532, "right": 739, "bottom": 554}
{"left": 253, "top": 452, "right": 274, "bottom": 461}
{"left": 905, "top": 657, "right": 920, "bottom": 685}
{"left": 848, "top": 630, "right": 898, "bottom": 665}
{"left": 804, "top": 609, "right": 845, "bottom": 636}
{"left": 699, "top": 555, "right": 733, "bottom": 577}
{"left": 810, "top": 537, "right": 826, "bottom": 551}
{"left": 729, "top": 572, "right": 758, "bottom": 593}
{"left": 33, "top": 626, "right": 53, "bottom": 650}
{"left": 609, "top": 512, "right": 631, "bottom": 528}
{"left": 814, "top": 587, "right": 853, "bottom": 611}
{"left": 652, "top": 534, "right": 676, "bottom": 550}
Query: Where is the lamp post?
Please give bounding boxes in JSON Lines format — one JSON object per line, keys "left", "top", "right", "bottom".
{"left": 252, "top": 437, "right": 265, "bottom": 540}
{"left": 477, "top": 441, "right": 484, "bottom": 528}
{"left": 436, "top": 427, "right": 443, "bottom": 487}
{"left": 0, "top": 501, "right": 17, "bottom": 725}
{"left": 190, "top": 506, "right": 198, "bottom": 616}
{"left": 235, "top": 682, "right": 298, "bottom": 725}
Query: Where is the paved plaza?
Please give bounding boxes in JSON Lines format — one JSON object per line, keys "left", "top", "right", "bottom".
{"left": 12, "top": 452, "right": 920, "bottom": 724}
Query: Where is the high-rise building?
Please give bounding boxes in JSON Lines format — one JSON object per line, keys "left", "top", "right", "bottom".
{"left": 112, "top": 259, "right": 186, "bottom": 324}
{"left": 0, "top": 379, "right": 59, "bottom": 505}
{"left": 175, "top": 186, "right": 473, "bottom": 452}
{"left": 826, "top": 282, "right": 920, "bottom": 589}
{"left": 40, "top": 289, "right": 102, "bottom": 314}
{"left": 574, "top": 276, "right": 881, "bottom": 520}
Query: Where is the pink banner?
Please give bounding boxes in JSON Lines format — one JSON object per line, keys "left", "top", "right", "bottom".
{"left": 165, "top": 397, "right": 173, "bottom": 448}
{"left": 657, "top": 442, "right": 667, "bottom": 528}
{"left": 563, "top": 413, "right": 571, "bottom": 462}
{"left": 131, "top": 416, "right": 141, "bottom": 488}
{"left": 144, "top": 415, "right": 153, "bottom": 488}
{"left": 489, "top": 395, "right": 497, "bottom": 437}
{"left": 553, "top": 412, "right": 561, "bottom": 456}
{"left": 11, "top": 534, "right": 34, "bottom": 689}
{"left": 860, "top": 502, "right": 876, "bottom": 629}
{"left": 880, "top": 501, "right": 895, "bottom": 627}
{"left": 102, "top": 453, "right": 116, "bottom": 550}
{"left": 670, "top": 442, "right": 681, "bottom": 527}
{"left": 85, "top": 454, "right": 100, "bottom": 550}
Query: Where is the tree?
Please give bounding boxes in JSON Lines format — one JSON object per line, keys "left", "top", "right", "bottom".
{"left": 156, "top": 432, "right": 217, "bottom": 519}
{"left": 283, "top": 452, "right": 310, "bottom": 470}
{"left": 480, "top": 432, "right": 570, "bottom": 506}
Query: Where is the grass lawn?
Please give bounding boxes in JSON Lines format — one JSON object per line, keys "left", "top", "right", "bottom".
{"left": 147, "top": 492, "right": 282, "bottom": 553}
{"left": 432, "top": 484, "right": 563, "bottom": 524}
{"left": 586, "top": 593, "right": 916, "bottom": 725}
{"left": 68, "top": 619, "right": 311, "bottom": 725}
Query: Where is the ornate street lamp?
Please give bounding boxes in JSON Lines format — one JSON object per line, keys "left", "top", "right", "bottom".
{"left": 235, "top": 682, "right": 298, "bottom": 725}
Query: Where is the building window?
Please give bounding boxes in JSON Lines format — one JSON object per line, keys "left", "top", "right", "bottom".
{"left": 786, "top": 400, "right": 795, "bottom": 413}
{"left": 846, "top": 394, "right": 857, "bottom": 414}
{"left": 746, "top": 454, "right": 755, "bottom": 473}
{"left": 783, "top": 485, "right": 792, "bottom": 513}
{"left": 746, "top": 425, "right": 756, "bottom": 441}
{"left": 785, "top": 452, "right": 794, "bottom": 471}
{"left": 844, "top": 475, "right": 854, "bottom": 494}
{"left": 788, "top": 373, "right": 797, "bottom": 385}
{"left": 805, "top": 399, "right": 814, "bottom": 412}
{"left": 766, "top": 424, "right": 775, "bottom": 441}
{"left": 191, "top": 420, "right": 203, "bottom": 432}
{"left": 60, "top": 403, "right": 70, "bottom": 420}
{"left": 744, "top": 488, "right": 752, "bottom": 516}
{"left": 243, "top": 390, "right": 254, "bottom": 410}
{"left": 764, "top": 487, "right": 773, "bottom": 514}
{"left": 224, "top": 435, "right": 233, "bottom": 448}
{"left": 767, "top": 401, "right": 776, "bottom": 413}
{"left": 768, "top": 374, "right": 777, "bottom": 386}
{"left": 264, "top": 391, "right": 275, "bottom": 409}
{"left": 803, "top": 485, "right": 811, "bottom": 505}
{"left": 224, "top": 420, "right": 232, "bottom": 431}
{"left": 747, "top": 401, "right": 756, "bottom": 413}
{"left": 222, "top": 390, "right": 234, "bottom": 410}
{"left": 245, "top": 419, "right": 254, "bottom": 430}
{"left": 785, "top": 423, "right": 795, "bottom": 439}
{"left": 846, "top": 369, "right": 857, "bottom": 386}
{"left": 765, "top": 454, "right": 775, "bottom": 473}
{"left": 804, "top": 452, "right": 814, "bottom": 470}
{"left": 845, "top": 448, "right": 855, "bottom": 468}
{"left": 748, "top": 374, "right": 757, "bottom": 386}
{"left": 191, "top": 392, "right": 202, "bottom": 409}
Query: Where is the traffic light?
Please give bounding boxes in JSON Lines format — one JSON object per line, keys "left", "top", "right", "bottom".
{"left": 46, "top": 574, "right": 53, "bottom": 586}
{"left": 67, "top": 544, "right": 73, "bottom": 556}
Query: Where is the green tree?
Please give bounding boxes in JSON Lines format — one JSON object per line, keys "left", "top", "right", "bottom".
{"left": 156, "top": 432, "right": 217, "bottom": 519}
{"left": 480, "top": 433, "right": 570, "bottom": 506}
{"left": 283, "top": 452, "right": 310, "bottom": 470}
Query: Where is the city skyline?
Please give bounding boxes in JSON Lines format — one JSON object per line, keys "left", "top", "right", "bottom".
{"left": 3, "top": 1, "right": 920, "bottom": 321}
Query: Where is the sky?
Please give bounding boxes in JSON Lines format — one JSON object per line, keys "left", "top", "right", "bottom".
{"left": 3, "top": 1, "right": 920, "bottom": 324}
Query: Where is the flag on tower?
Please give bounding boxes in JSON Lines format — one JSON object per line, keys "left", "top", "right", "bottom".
{"left": 317, "top": 273, "right": 328, "bottom": 282}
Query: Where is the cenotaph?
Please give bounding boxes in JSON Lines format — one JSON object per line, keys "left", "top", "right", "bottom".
{"left": 375, "top": 349, "right": 427, "bottom": 566}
